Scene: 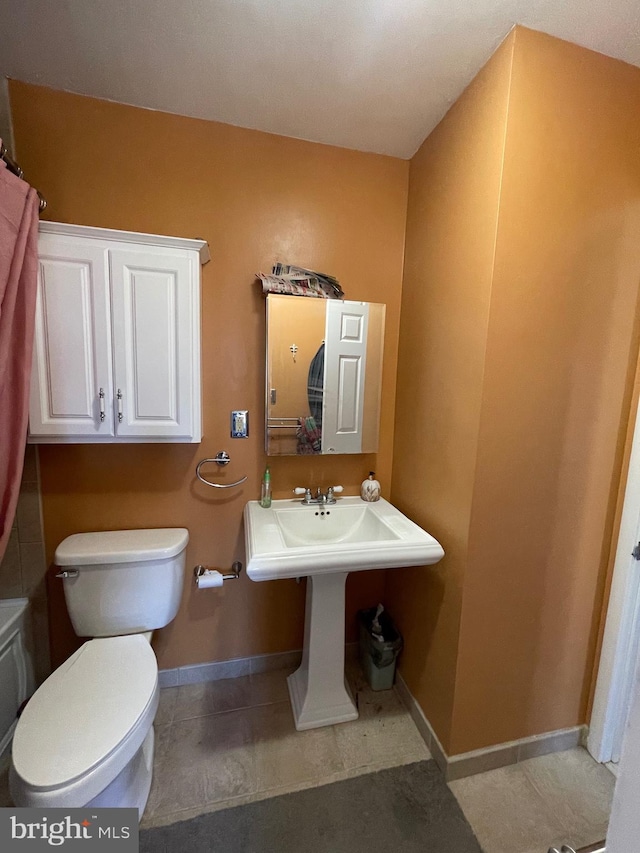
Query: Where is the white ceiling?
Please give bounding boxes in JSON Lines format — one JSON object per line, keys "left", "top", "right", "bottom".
{"left": 1, "top": 0, "right": 639, "bottom": 159}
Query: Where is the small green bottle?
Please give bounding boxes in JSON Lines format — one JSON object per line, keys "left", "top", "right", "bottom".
{"left": 260, "top": 467, "right": 272, "bottom": 508}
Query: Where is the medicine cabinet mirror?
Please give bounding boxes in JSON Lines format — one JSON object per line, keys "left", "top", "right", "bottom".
{"left": 265, "top": 294, "right": 386, "bottom": 455}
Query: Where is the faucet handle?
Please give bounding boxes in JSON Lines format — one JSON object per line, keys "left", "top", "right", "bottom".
{"left": 294, "top": 487, "right": 313, "bottom": 504}
{"left": 326, "top": 485, "right": 343, "bottom": 503}
{"left": 330, "top": 485, "right": 343, "bottom": 494}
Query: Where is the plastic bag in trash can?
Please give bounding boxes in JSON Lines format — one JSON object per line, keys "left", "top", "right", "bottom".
{"left": 358, "top": 605, "right": 403, "bottom": 669}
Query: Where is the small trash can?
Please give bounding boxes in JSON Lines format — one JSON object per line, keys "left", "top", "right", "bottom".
{"left": 358, "top": 605, "right": 403, "bottom": 691}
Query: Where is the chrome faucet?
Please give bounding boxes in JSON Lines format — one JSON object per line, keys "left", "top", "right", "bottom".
{"left": 293, "top": 486, "right": 343, "bottom": 505}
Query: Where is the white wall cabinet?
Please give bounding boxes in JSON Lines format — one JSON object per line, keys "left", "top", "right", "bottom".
{"left": 29, "top": 222, "right": 208, "bottom": 443}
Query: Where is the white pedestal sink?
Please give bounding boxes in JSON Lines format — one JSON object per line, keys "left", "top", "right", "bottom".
{"left": 288, "top": 572, "right": 358, "bottom": 729}
{"left": 243, "top": 497, "right": 444, "bottom": 730}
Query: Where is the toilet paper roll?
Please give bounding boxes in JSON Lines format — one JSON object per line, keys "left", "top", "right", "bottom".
{"left": 196, "top": 570, "right": 224, "bottom": 589}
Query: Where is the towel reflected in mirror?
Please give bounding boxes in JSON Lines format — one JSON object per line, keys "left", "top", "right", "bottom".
{"left": 296, "top": 416, "right": 321, "bottom": 454}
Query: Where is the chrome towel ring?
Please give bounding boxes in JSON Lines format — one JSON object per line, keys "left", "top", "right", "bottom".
{"left": 196, "top": 451, "right": 248, "bottom": 489}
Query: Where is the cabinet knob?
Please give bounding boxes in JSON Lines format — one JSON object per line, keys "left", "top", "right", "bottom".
{"left": 117, "top": 388, "right": 123, "bottom": 423}
{"left": 98, "top": 388, "right": 105, "bottom": 422}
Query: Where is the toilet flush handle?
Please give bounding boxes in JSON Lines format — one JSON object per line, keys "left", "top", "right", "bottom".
{"left": 55, "top": 568, "right": 79, "bottom": 579}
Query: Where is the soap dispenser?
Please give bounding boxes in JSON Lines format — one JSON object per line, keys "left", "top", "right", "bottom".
{"left": 360, "top": 471, "right": 381, "bottom": 502}
{"left": 260, "top": 467, "right": 272, "bottom": 508}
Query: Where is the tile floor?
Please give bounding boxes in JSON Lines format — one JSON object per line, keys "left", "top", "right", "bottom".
{"left": 143, "top": 655, "right": 430, "bottom": 828}
{"left": 0, "top": 658, "right": 617, "bottom": 853}
{"left": 449, "top": 748, "right": 614, "bottom": 853}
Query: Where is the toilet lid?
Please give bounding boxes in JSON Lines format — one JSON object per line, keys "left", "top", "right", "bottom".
{"left": 55, "top": 527, "right": 189, "bottom": 566}
{"left": 12, "top": 635, "right": 157, "bottom": 790}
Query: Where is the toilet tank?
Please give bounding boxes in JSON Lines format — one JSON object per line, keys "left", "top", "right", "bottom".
{"left": 55, "top": 529, "right": 189, "bottom": 638}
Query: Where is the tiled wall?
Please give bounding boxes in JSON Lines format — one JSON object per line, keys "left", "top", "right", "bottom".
{"left": 0, "top": 77, "right": 14, "bottom": 153}
{"left": 0, "top": 444, "right": 50, "bottom": 684}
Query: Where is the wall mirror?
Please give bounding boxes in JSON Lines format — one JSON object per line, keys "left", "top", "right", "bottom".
{"left": 266, "top": 294, "right": 386, "bottom": 455}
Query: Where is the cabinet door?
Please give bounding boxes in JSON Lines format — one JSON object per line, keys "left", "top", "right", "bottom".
{"left": 322, "top": 301, "right": 369, "bottom": 453}
{"left": 29, "top": 236, "right": 114, "bottom": 438}
{"left": 110, "top": 248, "right": 201, "bottom": 440}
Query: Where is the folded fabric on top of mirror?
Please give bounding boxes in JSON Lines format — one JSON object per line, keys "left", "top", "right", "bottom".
{"left": 257, "top": 263, "right": 344, "bottom": 299}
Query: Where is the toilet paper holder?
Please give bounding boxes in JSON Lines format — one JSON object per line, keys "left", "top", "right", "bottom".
{"left": 193, "top": 562, "right": 243, "bottom": 583}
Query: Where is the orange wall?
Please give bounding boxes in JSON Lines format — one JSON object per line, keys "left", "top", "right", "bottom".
{"left": 9, "top": 81, "right": 408, "bottom": 669}
{"left": 387, "top": 33, "right": 515, "bottom": 750}
{"left": 390, "top": 27, "right": 640, "bottom": 755}
{"left": 453, "top": 27, "right": 640, "bottom": 754}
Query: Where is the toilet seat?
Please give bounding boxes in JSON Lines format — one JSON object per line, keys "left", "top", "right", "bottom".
{"left": 11, "top": 634, "right": 158, "bottom": 808}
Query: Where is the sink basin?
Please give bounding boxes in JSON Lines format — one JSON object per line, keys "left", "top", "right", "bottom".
{"left": 274, "top": 503, "right": 399, "bottom": 547}
{"left": 243, "top": 495, "right": 444, "bottom": 732}
{"left": 244, "top": 496, "right": 444, "bottom": 581}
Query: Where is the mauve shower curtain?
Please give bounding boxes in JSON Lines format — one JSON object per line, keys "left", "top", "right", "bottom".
{"left": 0, "top": 153, "right": 39, "bottom": 561}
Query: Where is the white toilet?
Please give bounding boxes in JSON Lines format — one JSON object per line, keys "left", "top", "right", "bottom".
{"left": 10, "top": 527, "right": 188, "bottom": 814}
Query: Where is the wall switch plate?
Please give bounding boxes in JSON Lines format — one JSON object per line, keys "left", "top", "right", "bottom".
{"left": 231, "top": 410, "right": 249, "bottom": 438}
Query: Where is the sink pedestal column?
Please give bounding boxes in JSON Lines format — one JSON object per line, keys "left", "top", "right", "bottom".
{"left": 287, "top": 571, "right": 358, "bottom": 730}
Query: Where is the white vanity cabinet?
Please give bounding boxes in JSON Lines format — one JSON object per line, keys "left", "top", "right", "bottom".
{"left": 28, "top": 222, "right": 208, "bottom": 443}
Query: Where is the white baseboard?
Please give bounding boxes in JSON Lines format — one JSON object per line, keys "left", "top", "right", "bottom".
{"left": 158, "top": 648, "right": 303, "bottom": 687}
{"left": 395, "top": 671, "right": 586, "bottom": 781}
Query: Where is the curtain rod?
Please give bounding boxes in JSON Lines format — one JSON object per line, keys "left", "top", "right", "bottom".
{"left": 0, "top": 142, "right": 47, "bottom": 213}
